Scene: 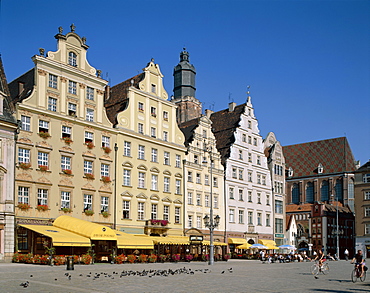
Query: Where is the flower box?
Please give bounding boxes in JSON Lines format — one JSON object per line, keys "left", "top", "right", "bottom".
{"left": 61, "top": 207, "right": 72, "bottom": 213}
{"left": 19, "top": 162, "right": 31, "bottom": 170}
{"left": 17, "top": 203, "right": 30, "bottom": 210}
{"left": 101, "top": 176, "right": 111, "bottom": 183}
{"left": 84, "top": 210, "right": 94, "bottom": 216}
{"left": 115, "top": 254, "right": 126, "bottom": 264}
{"left": 36, "top": 204, "right": 48, "bottom": 211}
{"left": 185, "top": 254, "right": 193, "bottom": 261}
{"left": 86, "top": 142, "right": 95, "bottom": 149}
{"left": 127, "top": 254, "right": 136, "bottom": 263}
{"left": 62, "top": 169, "right": 72, "bottom": 175}
{"left": 102, "top": 146, "right": 111, "bottom": 154}
{"left": 148, "top": 254, "right": 157, "bottom": 263}
{"left": 171, "top": 254, "right": 180, "bottom": 262}
{"left": 63, "top": 137, "right": 73, "bottom": 145}
{"left": 101, "top": 211, "right": 109, "bottom": 218}
{"left": 38, "top": 165, "right": 48, "bottom": 171}
{"left": 38, "top": 132, "right": 51, "bottom": 139}
{"left": 81, "top": 254, "right": 92, "bottom": 265}
{"left": 85, "top": 173, "right": 95, "bottom": 180}
{"left": 138, "top": 254, "right": 147, "bottom": 263}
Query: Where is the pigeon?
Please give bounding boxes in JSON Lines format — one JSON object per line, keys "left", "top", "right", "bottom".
{"left": 314, "top": 276, "right": 319, "bottom": 279}
{"left": 221, "top": 271, "right": 225, "bottom": 274}
{"left": 68, "top": 275, "right": 71, "bottom": 280}
{"left": 20, "top": 281, "right": 29, "bottom": 288}
{"left": 30, "top": 275, "right": 33, "bottom": 278}
{"left": 55, "top": 278, "right": 57, "bottom": 281}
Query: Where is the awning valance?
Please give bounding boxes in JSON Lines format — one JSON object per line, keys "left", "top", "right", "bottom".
{"left": 203, "top": 240, "right": 227, "bottom": 246}
{"left": 20, "top": 224, "right": 91, "bottom": 247}
{"left": 258, "top": 239, "right": 279, "bottom": 249}
{"left": 53, "top": 215, "right": 117, "bottom": 241}
{"left": 228, "top": 238, "right": 248, "bottom": 245}
{"left": 151, "top": 236, "right": 190, "bottom": 245}
{"left": 236, "top": 243, "right": 252, "bottom": 249}
{"left": 116, "top": 232, "right": 154, "bottom": 249}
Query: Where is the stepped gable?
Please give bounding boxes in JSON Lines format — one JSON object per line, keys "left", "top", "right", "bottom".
{"left": 210, "top": 103, "right": 246, "bottom": 166}
{"left": 283, "top": 137, "right": 357, "bottom": 178}
{"left": 104, "top": 72, "right": 144, "bottom": 126}
{"left": 179, "top": 117, "right": 200, "bottom": 148}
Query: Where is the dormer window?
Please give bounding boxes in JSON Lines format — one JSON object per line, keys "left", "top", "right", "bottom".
{"left": 318, "top": 163, "right": 323, "bottom": 174}
{"left": 288, "top": 167, "right": 294, "bottom": 177}
{"left": 68, "top": 52, "right": 77, "bottom": 67}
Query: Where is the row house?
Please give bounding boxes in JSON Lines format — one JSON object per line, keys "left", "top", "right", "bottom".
{"left": 8, "top": 25, "right": 117, "bottom": 255}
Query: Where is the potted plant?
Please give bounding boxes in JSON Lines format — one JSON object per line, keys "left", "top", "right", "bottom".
{"left": 43, "top": 241, "right": 55, "bottom": 266}
{"left": 138, "top": 254, "right": 147, "bottom": 263}
{"left": 37, "top": 204, "right": 48, "bottom": 211}
{"left": 17, "top": 203, "right": 30, "bottom": 210}
{"left": 127, "top": 254, "right": 136, "bottom": 263}
{"left": 84, "top": 210, "right": 94, "bottom": 216}
{"left": 85, "top": 173, "right": 95, "bottom": 180}
{"left": 160, "top": 220, "right": 168, "bottom": 226}
{"left": 38, "top": 165, "right": 48, "bottom": 171}
{"left": 19, "top": 162, "right": 31, "bottom": 170}
{"left": 86, "top": 141, "right": 94, "bottom": 149}
{"left": 148, "top": 254, "right": 157, "bottom": 263}
{"left": 81, "top": 254, "right": 92, "bottom": 265}
{"left": 159, "top": 254, "right": 167, "bottom": 263}
{"left": 185, "top": 254, "right": 193, "bottom": 262}
{"left": 171, "top": 254, "right": 180, "bottom": 262}
{"left": 54, "top": 255, "right": 66, "bottom": 266}
{"left": 38, "top": 132, "right": 51, "bottom": 139}
{"left": 101, "top": 176, "right": 111, "bottom": 183}
{"left": 102, "top": 146, "right": 111, "bottom": 154}
{"left": 101, "top": 211, "right": 109, "bottom": 218}
{"left": 62, "top": 169, "right": 72, "bottom": 175}
{"left": 63, "top": 137, "right": 73, "bottom": 145}
{"left": 61, "top": 207, "right": 72, "bottom": 213}
{"left": 115, "top": 254, "right": 126, "bottom": 264}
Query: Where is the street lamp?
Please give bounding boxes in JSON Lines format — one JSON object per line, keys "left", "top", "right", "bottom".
{"left": 331, "top": 194, "right": 339, "bottom": 259}
{"left": 202, "top": 140, "right": 220, "bottom": 265}
{"left": 114, "top": 143, "right": 118, "bottom": 230}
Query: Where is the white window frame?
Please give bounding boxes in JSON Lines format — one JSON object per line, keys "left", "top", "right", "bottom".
{"left": 48, "top": 97, "right": 57, "bottom": 112}
{"left": 138, "top": 202, "right": 145, "bottom": 220}
{"left": 37, "top": 151, "right": 49, "bottom": 167}
{"left": 86, "top": 86, "right": 94, "bottom": 100}
{"left": 101, "top": 163, "right": 109, "bottom": 178}
{"left": 151, "top": 174, "right": 158, "bottom": 191}
{"left": 124, "top": 141, "right": 131, "bottom": 156}
{"left": 163, "top": 205, "right": 169, "bottom": 221}
{"left": 138, "top": 172, "right": 145, "bottom": 188}
{"left": 61, "top": 191, "right": 71, "bottom": 209}
{"left": 188, "top": 192, "right": 193, "bottom": 205}
{"left": 151, "top": 204, "right": 158, "bottom": 219}
{"left": 176, "top": 179, "right": 181, "bottom": 194}
{"left": 18, "top": 186, "right": 29, "bottom": 204}
{"left": 101, "top": 196, "right": 109, "bottom": 212}
{"left": 239, "top": 210, "right": 244, "bottom": 224}
{"left": 21, "top": 115, "right": 31, "bottom": 131}
{"left": 68, "top": 52, "right": 77, "bottom": 67}
{"left": 68, "top": 80, "right": 77, "bottom": 95}
{"left": 123, "top": 169, "right": 131, "bottom": 186}
{"left": 37, "top": 189, "right": 48, "bottom": 206}
{"left": 175, "top": 154, "right": 181, "bottom": 168}
{"left": 175, "top": 207, "right": 180, "bottom": 223}
{"left": 84, "top": 160, "right": 93, "bottom": 174}
{"left": 18, "top": 148, "right": 30, "bottom": 163}
{"left": 61, "top": 155, "right": 71, "bottom": 171}
{"left": 164, "top": 177, "right": 170, "bottom": 192}
{"left": 123, "top": 200, "right": 130, "bottom": 219}
{"left": 164, "top": 151, "right": 170, "bottom": 165}
{"left": 49, "top": 74, "right": 58, "bottom": 89}
{"left": 138, "top": 145, "right": 145, "bottom": 160}
{"left": 84, "top": 194, "right": 93, "bottom": 211}
{"left": 229, "top": 209, "right": 235, "bottom": 223}
{"left": 86, "top": 108, "right": 94, "bottom": 122}
{"left": 151, "top": 148, "right": 158, "bottom": 162}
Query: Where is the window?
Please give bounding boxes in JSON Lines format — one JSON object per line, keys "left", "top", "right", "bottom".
{"left": 62, "top": 126, "right": 71, "bottom": 139}
{"left": 253, "top": 138, "right": 257, "bottom": 146}
{"left": 175, "top": 155, "right": 181, "bottom": 168}
{"left": 124, "top": 142, "right": 131, "bottom": 156}
{"left": 48, "top": 97, "right": 57, "bottom": 112}
{"left": 164, "top": 177, "right": 170, "bottom": 192}
{"left": 196, "top": 173, "right": 201, "bottom": 184}
{"left": 292, "top": 183, "right": 300, "bottom": 203}
{"left": 68, "top": 52, "right": 77, "bottom": 66}
{"left": 266, "top": 194, "right": 270, "bottom": 205}
{"left": 248, "top": 211, "right": 253, "bottom": 224}
{"left": 163, "top": 111, "right": 168, "bottom": 121}
{"left": 84, "top": 160, "right": 93, "bottom": 175}
{"left": 86, "top": 86, "right": 94, "bottom": 100}
{"left": 102, "top": 136, "right": 110, "bottom": 148}
{"left": 229, "top": 187, "right": 234, "bottom": 199}
{"left": 151, "top": 107, "right": 157, "bottom": 117}
{"left": 248, "top": 153, "right": 252, "bottom": 162}
{"left": 101, "top": 163, "right": 109, "bottom": 178}
{"left": 194, "top": 155, "right": 199, "bottom": 164}
{"left": 138, "top": 123, "right": 144, "bottom": 134}
{"left": 151, "top": 174, "right": 158, "bottom": 190}
{"left": 188, "top": 215, "right": 193, "bottom": 227}
{"left": 365, "top": 207, "right": 370, "bottom": 217}
{"left": 151, "top": 148, "right": 158, "bottom": 162}
{"left": 257, "top": 193, "right": 261, "bottom": 204}
{"left": 151, "top": 204, "right": 158, "bottom": 219}
{"left": 123, "top": 201, "right": 130, "bottom": 219}
{"left": 60, "top": 191, "right": 70, "bottom": 209}
{"left": 365, "top": 191, "right": 370, "bottom": 200}
{"left": 21, "top": 115, "right": 31, "bottom": 131}
{"left": 257, "top": 213, "right": 262, "bottom": 225}
{"left": 84, "top": 131, "right": 93, "bottom": 143}
{"left": 176, "top": 179, "right": 181, "bottom": 194}
{"left": 138, "top": 202, "right": 145, "bottom": 220}
{"left": 49, "top": 74, "right": 58, "bottom": 89}
{"left": 37, "top": 151, "right": 49, "bottom": 168}
{"left": 197, "top": 216, "right": 202, "bottom": 228}
{"left": 61, "top": 156, "right": 71, "bottom": 171}
{"left": 205, "top": 194, "right": 209, "bottom": 207}
{"left": 306, "top": 182, "right": 314, "bottom": 203}
{"left": 151, "top": 84, "right": 156, "bottom": 93}
{"left": 239, "top": 150, "right": 243, "bottom": 160}
{"left": 86, "top": 108, "right": 94, "bottom": 122}
{"left": 123, "top": 169, "right": 131, "bottom": 186}
{"left": 138, "top": 102, "right": 144, "bottom": 112}
{"left": 188, "top": 192, "right": 193, "bottom": 205}
{"left": 239, "top": 169, "right": 243, "bottom": 180}
{"left": 239, "top": 189, "right": 243, "bottom": 201}
{"left": 248, "top": 136, "right": 252, "bottom": 144}
{"left": 239, "top": 210, "right": 244, "bottom": 224}
{"left": 229, "top": 209, "right": 235, "bottom": 223}
{"left": 175, "top": 207, "right": 180, "bottom": 223}
{"left": 68, "top": 80, "right": 77, "bottom": 95}
{"left": 232, "top": 167, "right": 237, "bottom": 178}
{"left": 138, "top": 145, "right": 145, "bottom": 160}
{"left": 275, "top": 218, "right": 283, "bottom": 233}
{"left": 242, "top": 134, "right": 246, "bottom": 142}
{"left": 213, "top": 177, "right": 218, "bottom": 187}
{"left": 84, "top": 194, "right": 92, "bottom": 211}
{"left": 163, "top": 131, "right": 168, "bottom": 141}
{"left": 248, "top": 172, "right": 252, "bottom": 182}
{"left": 257, "top": 156, "right": 261, "bottom": 165}
{"left": 205, "top": 175, "right": 209, "bottom": 186}
{"left": 164, "top": 151, "right": 170, "bottom": 165}
{"left": 163, "top": 205, "right": 169, "bottom": 221}
{"left": 187, "top": 171, "right": 193, "bottom": 182}
{"left": 138, "top": 172, "right": 145, "bottom": 188}
{"left": 18, "top": 187, "right": 29, "bottom": 204}
{"left": 366, "top": 224, "right": 370, "bottom": 235}
{"left": 214, "top": 196, "right": 218, "bottom": 209}
{"left": 18, "top": 148, "right": 30, "bottom": 163}
{"left": 248, "top": 191, "right": 252, "bottom": 202}
{"left": 364, "top": 174, "right": 370, "bottom": 183}
{"left": 68, "top": 102, "right": 76, "bottom": 116}
{"left": 39, "top": 120, "right": 49, "bottom": 134}
{"left": 196, "top": 193, "right": 201, "bottom": 206}
{"left": 262, "top": 176, "right": 266, "bottom": 185}
{"left": 100, "top": 196, "right": 109, "bottom": 212}
{"left": 248, "top": 120, "right": 252, "bottom": 129}
{"left": 151, "top": 127, "right": 156, "bottom": 138}
{"left": 37, "top": 189, "right": 48, "bottom": 206}
{"left": 257, "top": 174, "right": 261, "bottom": 184}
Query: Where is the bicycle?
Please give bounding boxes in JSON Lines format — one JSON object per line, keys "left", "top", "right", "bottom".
{"left": 351, "top": 264, "right": 366, "bottom": 283}
{"left": 311, "top": 261, "right": 329, "bottom": 275}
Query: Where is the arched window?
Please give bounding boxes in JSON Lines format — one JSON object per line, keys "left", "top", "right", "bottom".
{"left": 335, "top": 178, "right": 343, "bottom": 202}
{"left": 292, "top": 183, "right": 300, "bottom": 204}
{"left": 321, "top": 180, "right": 329, "bottom": 201}
{"left": 68, "top": 52, "right": 77, "bottom": 67}
{"left": 306, "top": 182, "right": 314, "bottom": 203}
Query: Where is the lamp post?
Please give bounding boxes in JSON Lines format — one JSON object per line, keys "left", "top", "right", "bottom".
{"left": 331, "top": 194, "right": 339, "bottom": 259}
{"left": 114, "top": 143, "right": 118, "bottom": 230}
{"left": 202, "top": 140, "right": 220, "bottom": 265}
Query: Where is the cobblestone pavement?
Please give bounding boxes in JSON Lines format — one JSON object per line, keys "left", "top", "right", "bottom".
{"left": 0, "top": 259, "right": 369, "bottom": 293}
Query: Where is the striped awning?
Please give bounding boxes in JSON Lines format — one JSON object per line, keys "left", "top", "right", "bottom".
{"left": 258, "top": 239, "right": 279, "bottom": 250}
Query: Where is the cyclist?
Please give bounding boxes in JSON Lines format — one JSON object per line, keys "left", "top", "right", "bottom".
{"left": 313, "top": 250, "right": 326, "bottom": 270}
{"left": 351, "top": 250, "right": 365, "bottom": 277}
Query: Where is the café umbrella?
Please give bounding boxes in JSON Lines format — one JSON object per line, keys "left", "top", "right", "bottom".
{"left": 249, "top": 243, "right": 268, "bottom": 249}
{"left": 278, "top": 245, "right": 296, "bottom": 250}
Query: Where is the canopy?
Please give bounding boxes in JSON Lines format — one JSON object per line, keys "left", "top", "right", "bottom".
{"left": 203, "top": 240, "right": 227, "bottom": 246}
{"left": 278, "top": 245, "right": 296, "bottom": 250}
{"left": 20, "top": 224, "right": 91, "bottom": 247}
{"left": 228, "top": 238, "right": 248, "bottom": 245}
{"left": 236, "top": 243, "right": 252, "bottom": 250}
{"left": 116, "top": 232, "right": 154, "bottom": 249}
{"left": 258, "top": 239, "right": 279, "bottom": 250}
{"left": 53, "top": 215, "right": 117, "bottom": 241}
{"left": 150, "top": 236, "right": 190, "bottom": 245}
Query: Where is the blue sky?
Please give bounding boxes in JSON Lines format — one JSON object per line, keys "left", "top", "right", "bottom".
{"left": 1, "top": 0, "right": 369, "bottom": 165}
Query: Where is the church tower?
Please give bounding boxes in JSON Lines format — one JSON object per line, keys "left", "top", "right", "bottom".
{"left": 172, "top": 49, "right": 201, "bottom": 124}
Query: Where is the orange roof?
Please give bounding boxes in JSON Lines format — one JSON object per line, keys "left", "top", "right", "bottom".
{"left": 286, "top": 203, "right": 312, "bottom": 213}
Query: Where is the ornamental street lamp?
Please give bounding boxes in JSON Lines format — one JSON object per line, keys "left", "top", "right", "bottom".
{"left": 330, "top": 194, "right": 340, "bottom": 259}
{"left": 202, "top": 140, "right": 220, "bottom": 265}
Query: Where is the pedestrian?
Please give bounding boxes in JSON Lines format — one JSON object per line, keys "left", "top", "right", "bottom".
{"left": 344, "top": 249, "right": 349, "bottom": 261}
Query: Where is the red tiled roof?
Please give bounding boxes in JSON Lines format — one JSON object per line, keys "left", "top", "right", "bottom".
{"left": 286, "top": 203, "right": 313, "bottom": 213}
{"left": 283, "top": 137, "right": 357, "bottom": 178}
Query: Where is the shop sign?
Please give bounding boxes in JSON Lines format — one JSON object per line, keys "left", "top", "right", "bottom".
{"left": 189, "top": 235, "right": 203, "bottom": 243}
{"left": 275, "top": 233, "right": 284, "bottom": 238}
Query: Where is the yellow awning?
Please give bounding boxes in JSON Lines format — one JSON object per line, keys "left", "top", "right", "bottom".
{"left": 53, "top": 215, "right": 117, "bottom": 241}
{"left": 116, "top": 232, "right": 154, "bottom": 249}
{"left": 228, "top": 238, "right": 248, "bottom": 245}
{"left": 150, "top": 236, "right": 190, "bottom": 245}
{"left": 20, "top": 224, "right": 91, "bottom": 247}
{"left": 236, "top": 243, "right": 252, "bottom": 249}
{"left": 203, "top": 240, "right": 227, "bottom": 246}
{"left": 258, "top": 239, "right": 279, "bottom": 250}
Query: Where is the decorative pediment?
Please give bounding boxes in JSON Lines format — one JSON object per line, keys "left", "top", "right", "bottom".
{"left": 36, "top": 176, "right": 52, "bottom": 185}
{"left": 82, "top": 151, "right": 96, "bottom": 158}
{"left": 99, "top": 184, "right": 112, "bottom": 193}
{"left": 81, "top": 182, "right": 96, "bottom": 191}
{"left": 59, "top": 146, "right": 74, "bottom": 154}
{"left": 137, "top": 164, "right": 147, "bottom": 171}
{"left": 121, "top": 191, "right": 133, "bottom": 197}
{"left": 150, "top": 194, "right": 160, "bottom": 201}
{"left": 122, "top": 161, "right": 133, "bottom": 168}
{"left": 150, "top": 167, "right": 160, "bottom": 173}
{"left": 36, "top": 141, "right": 52, "bottom": 149}
{"left": 163, "top": 170, "right": 171, "bottom": 176}
{"left": 16, "top": 173, "right": 33, "bottom": 182}
{"left": 17, "top": 137, "right": 33, "bottom": 145}
{"left": 175, "top": 173, "right": 182, "bottom": 178}
{"left": 99, "top": 155, "right": 112, "bottom": 162}
{"left": 173, "top": 199, "right": 182, "bottom": 205}
{"left": 162, "top": 197, "right": 172, "bottom": 203}
{"left": 58, "top": 178, "right": 73, "bottom": 187}
{"left": 136, "top": 193, "right": 148, "bottom": 200}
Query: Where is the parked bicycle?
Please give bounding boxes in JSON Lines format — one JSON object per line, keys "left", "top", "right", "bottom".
{"left": 310, "top": 261, "right": 329, "bottom": 275}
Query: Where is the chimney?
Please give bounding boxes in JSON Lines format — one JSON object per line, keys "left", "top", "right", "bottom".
{"left": 228, "top": 102, "right": 236, "bottom": 112}
{"left": 205, "top": 109, "right": 214, "bottom": 118}
{"left": 18, "top": 82, "right": 24, "bottom": 95}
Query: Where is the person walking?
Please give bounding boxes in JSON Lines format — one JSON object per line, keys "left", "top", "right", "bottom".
{"left": 344, "top": 249, "right": 349, "bottom": 261}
